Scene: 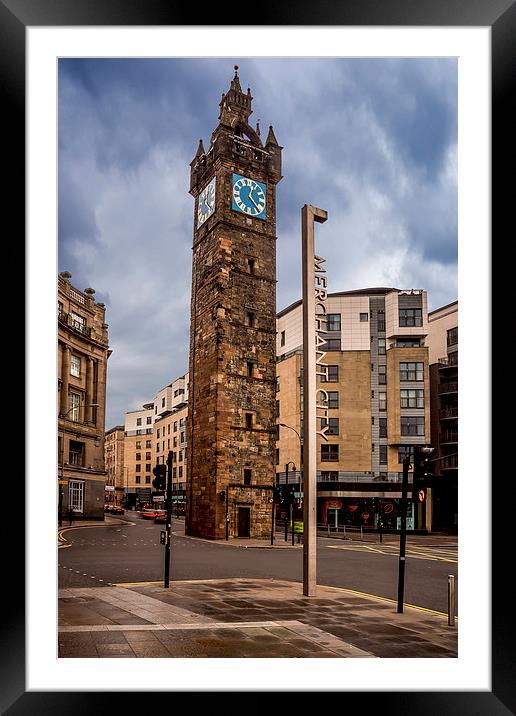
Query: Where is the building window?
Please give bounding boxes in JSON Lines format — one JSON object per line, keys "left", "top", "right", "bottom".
{"left": 145, "top": 464, "right": 151, "bottom": 472}
{"left": 397, "top": 338, "right": 421, "bottom": 347}
{"left": 145, "top": 476, "right": 151, "bottom": 484}
{"left": 135, "top": 464, "right": 141, "bottom": 472}
{"left": 401, "top": 416, "right": 425, "bottom": 436}
{"left": 146, "top": 416, "right": 152, "bottom": 424}
{"left": 325, "top": 338, "right": 341, "bottom": 351}
{"left": 157, "top": 429, "right": 160, "bottom": 439}
{"left": 68, "top": 479, "right": 84, "bottom": 513}
{"left": 447, "top": 327, "right": 458, "bottom": 347}
{"left": 135, "top": 452, "right": 141, "bottom": 461}
{"left": 69, "top": 392, "right": 81, "bottom": 422}
{"left": 378, "top": 364, "right": 386, "bottom": 385}
{"left": 399, "top": 308, "right": 422, "bottom": 327}
{"left": 179, "top": 450, "right": 183, "bottom": 462}
{"left": 360, "top": 313, "right": 368, "bottom": 322}
{"left": 276, "top": 400, "right": 280, "bottom": 417}
{"left": 162, "top": 397, "right": 165, "bottom": 408}
{"left": 400, "top": 389, "right": 424, "bottom": 408}
{"left": 136, "top": 441, "right": 142, "bottom": 449}
{"left": 70, "top": 312, "right": 86, "bottom": 332}
{"left": 275, "top": 448, "right": 280, "bottom": 465}
{"left": 136, "top": 418, "right": 142, "bottom": 426}
{"left": 146, "top": 452, "right": 151, "bottom": 460}
{"left": 379, "top": 445, "right": 388, "bottom": 465}
{"left": 247, "top": 258, "right": 255, "bottom": 274}
{"left": 377, "top": 310, "right": 385, "bottom": 331}
{"left": 135, "top": 476, "right": 141, "bottom": 484}
{"left": 146, "top": 428, "right": 152, "bottom": 434}
{"left": 321, "top": 365, "right": 339, "bottom": 383}
{"left": 247, "top": 361, "right": 254, "bottom": 377}
{"left": 326, "top": 314, "right": 341, "bottom": 331}
{"left": 179, "top": 466, "right": 183, "bottom": 478}
{"left": 398, "top": 445, "right": 415, "bottom": 464}
{"left": 173, "top": 421, "right": 178, "bottom": 432}
{"left": 321, "top": 417, "right": 339, "bottom": 435}
{"left": 326, "top": 391, "right": 339, "bottom": 409}
{"left": 245, "top": 412, "right": 254, "bottom": 429}
{"left": 280, "top": 330, "right": 285, "bottom": 346}
{"left": 146, "top": 440, "right": 152, "bottom": 448}
{"left": 379, "top": 417, "right": 387, "bottom": 438}
{"left": 173, "top": 436, "right": 177, "bottom": 447}
{"left": 400, "top": 362, "right": 424, "bottom": 381}
{"left": 173, "top": 467, "right": 177, "bottom": 478}
{"left": 136, "top": 429, "right": 142, "bottom": 435}
{"left": 243, "top": 469, "right": 252, "bottom": 485}
{"left": 379, "top": 392, "right": 387, "bottom": 411}
{"left": 245, "top": 311, "right": 256, "bottom": 327}
{"left": 69, "top": 441, "right": 84, "bottom": 466}
{"left": 156, "top": 443, "right": 160, "bottom": 452}
{"left": 275, "top": 376, "right": 280, "bottom": 392}
{"left": 321, "top": 444, "right": 339, "bottom": 462}
{"left": 378, "top": 338, "right": 386, "bottom": 355}
{"left": 70, "top": 355, "right": 81, "bottom": 377}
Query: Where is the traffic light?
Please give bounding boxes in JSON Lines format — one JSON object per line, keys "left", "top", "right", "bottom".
{"left": 152, "top": 463, "right": 167, "bottom": 491}
{"left": 273, "top": 486, "right": 283, "bottom": 504}
{"left": 412, "top": 446, "right": 435, "bottom": 503}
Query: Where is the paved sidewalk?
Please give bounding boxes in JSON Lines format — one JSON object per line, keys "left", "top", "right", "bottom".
{"left": 58, "top": 578, "right": 457, "bottom": 659}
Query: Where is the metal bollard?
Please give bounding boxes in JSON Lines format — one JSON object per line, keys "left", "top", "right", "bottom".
{"left": 448, "top": 574, "right": 456, "bottom": 626}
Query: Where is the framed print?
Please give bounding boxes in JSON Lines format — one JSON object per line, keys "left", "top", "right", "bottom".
{"left": 5, "top": 0, "right": 511, "bottom": 711}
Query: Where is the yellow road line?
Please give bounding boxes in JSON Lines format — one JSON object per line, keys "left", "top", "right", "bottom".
{"left": 112, "top": 581, "right": 164, "bottom": 587}
{"left": 325, "top": 584, "right": 450, "bottom": 617}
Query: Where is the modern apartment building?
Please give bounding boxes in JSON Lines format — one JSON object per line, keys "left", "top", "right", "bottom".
{"left": 104, "top": 425, "right": 125, "bottom": 505}
{"left": 123, "top": 404, "right": 155, "bottom": 508}
{"left": 58, "top": 271, "right": 110, "bottom": 520}
{"left": 275, "top": 288, "right": 432, "bottom": 531}
{"left": 427, "top": 301, "right": 458, "bottom": 533}
{"left": 122, "top": 374, "right": 189, "bottom": 510}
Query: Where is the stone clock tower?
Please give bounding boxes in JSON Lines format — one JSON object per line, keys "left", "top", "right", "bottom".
{"left": 186, "top": 66, "right": 282, "bottom": 540}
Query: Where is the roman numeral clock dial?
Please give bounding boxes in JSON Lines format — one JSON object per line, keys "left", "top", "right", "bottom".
{"left": 231, "top": 173, "right": 266, "bottom": 219}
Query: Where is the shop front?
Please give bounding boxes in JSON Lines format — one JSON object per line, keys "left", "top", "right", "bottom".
{"left": 318, "top": 495, "right": 413, "bottom": 530}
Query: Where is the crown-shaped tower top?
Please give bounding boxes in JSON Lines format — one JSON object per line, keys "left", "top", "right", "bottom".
{"left": 218, "top": 65, "right": 253, "bottom": 126}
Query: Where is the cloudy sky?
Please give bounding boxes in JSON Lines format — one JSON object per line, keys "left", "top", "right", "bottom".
{"left": 58, "top": 58, "right": 457, "bottom": 429}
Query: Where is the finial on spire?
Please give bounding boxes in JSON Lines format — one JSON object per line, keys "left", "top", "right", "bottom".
{"left": 234, "top": 64, "right": 239, "bottom": 76}
{"left": 256, "top": 119, "right": 261, "bottom": 137}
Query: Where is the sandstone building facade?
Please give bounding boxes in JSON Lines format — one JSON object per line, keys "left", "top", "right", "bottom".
{"left": 275, "top": 288, "right": 432, "bottom": 531}
{"left": 186, "top": 67, "right": 282, "bottom": 539}
{"left": 104, "top": 425, "right": 125, "bottom": 505}
{"left": 58, "top": 272, "right": 110, "bottom": 521}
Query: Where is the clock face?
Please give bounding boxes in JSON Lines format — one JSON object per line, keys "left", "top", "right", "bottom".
{"left": 232, "top": 173, "right": 266, "bottom": 220}
{"left": 197, "top": 177, "right": 216, "bottom": 228}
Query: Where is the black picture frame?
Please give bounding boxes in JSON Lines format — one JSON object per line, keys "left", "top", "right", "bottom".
{"left": 7, "top": 0, "right": 506, "bottom": 711}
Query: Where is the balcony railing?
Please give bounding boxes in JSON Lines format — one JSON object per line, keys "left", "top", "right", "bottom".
{"left": 439, "top": 407, "right": 458, "bottom": 420}
{"left": 58, "top": 311, "right": 92, "bottom": 337}
{"left": 439, "top": 381, "right": 458, "bottom": 395}
{"left": 440, "top": 431, "right": 458, "bottom": 444}
{"left": 442, "top": 454, "right": 458, "bottom": 470}
{"left": 438, "top": 355, "right": 458, "bottom": 369}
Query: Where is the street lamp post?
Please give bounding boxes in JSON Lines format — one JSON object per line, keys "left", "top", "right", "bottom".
{"left": 284, "top": 460, "right": 297, "bottom": 543}
{"left": 279, "top": 423, "right": 302, "bottom": 543}
{"left": 59, "top": 402, "right": 99, "bottom": 527}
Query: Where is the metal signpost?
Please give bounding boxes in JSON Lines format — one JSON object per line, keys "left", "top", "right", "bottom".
{"left": 164, "top": 451, "right": 173, "bottom": 588}
{"left": 301, "top": 204, "right": 328, "bottom": 597}
{"left": 397, "top": 454, "right": 411, "bottom": 612}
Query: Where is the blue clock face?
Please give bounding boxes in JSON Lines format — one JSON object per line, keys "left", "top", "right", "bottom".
{"left": 232, "top": 174, "right": 266, "bottom": 220}
{"left": 197, "top": 177, "right": 216, "bottom": 228}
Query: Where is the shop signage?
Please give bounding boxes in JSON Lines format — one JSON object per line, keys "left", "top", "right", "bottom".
{"left": 314, "top": 254, "right": 329, "bottom": 442}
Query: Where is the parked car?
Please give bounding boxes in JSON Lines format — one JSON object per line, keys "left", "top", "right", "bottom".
{"left": 154, "top": 510, "right": 167, "bottom": 523}
{"left": 110, "top": 505, "right": 125, "bottom": 515}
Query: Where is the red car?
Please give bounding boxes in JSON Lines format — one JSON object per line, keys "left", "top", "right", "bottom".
{"left": 140, "top": 510, "right": 159, "bottom": 520}
{"left": 110, "top": 505, "right": 125, "bottom": 515}
{"left": 154, "top": 510, "right": 167, "bottom": 523}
